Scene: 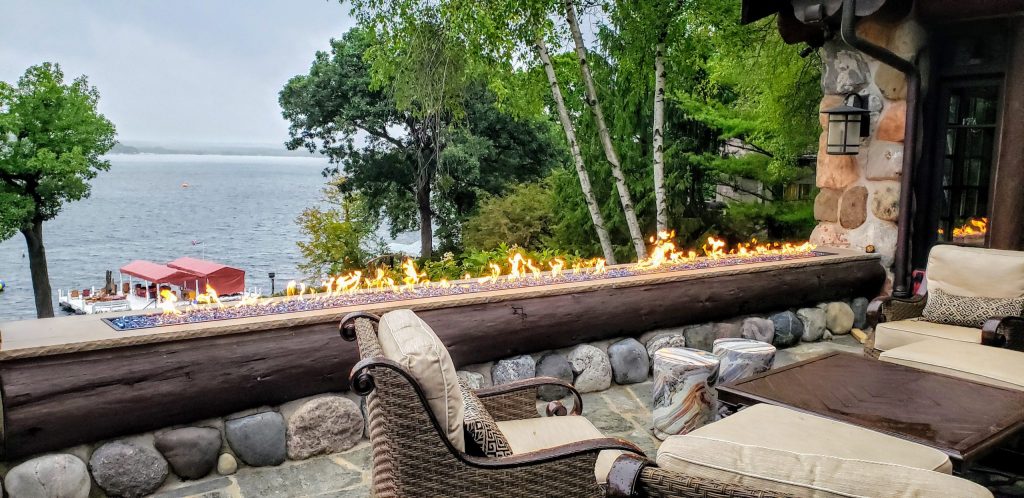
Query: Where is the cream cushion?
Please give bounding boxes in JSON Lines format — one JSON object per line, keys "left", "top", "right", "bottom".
{"left": 377, "top": 309, "right": 464, "bottom": 451}
{"left": 881, "top": 340, "right": 1024, "bottom": 391}
{"left": 657, "top": 436, "right": 992, "bottom": 497}
{"left": 687, "top": 404, "right": 952, "bottom": 473}
{"left": 873, "top": 317, "right": 981, "bottom": 351}
{"left": 497, "top": 416, "right": 621, "bottom": 484}
{"left": 926, "top": 245, "right": 1024, "bottom": 298}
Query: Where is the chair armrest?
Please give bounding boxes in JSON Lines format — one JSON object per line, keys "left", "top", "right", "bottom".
{"left": 982, "top": 316, "right": 1024, "bottom": 351}
{"left": 606, "top": 454, "right": 798, "bottom": 498}
{"left": 474, "top": 377, "right": 583, "bottom": 421}
{"left": 464, "top": 436, "right": 644, "bottom": 470}
{"left": 866, "top": 293, "right": 927, "bottom": 329}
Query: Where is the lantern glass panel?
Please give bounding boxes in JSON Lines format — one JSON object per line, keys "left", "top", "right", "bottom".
{"left": 826, "top": 115, "right": 849, "bottom": 154}
{"left": 845, "top": 114, "right": 862, "bottom": 152}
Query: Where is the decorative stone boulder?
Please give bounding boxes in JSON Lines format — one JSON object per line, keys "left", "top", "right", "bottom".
{"left": 225, "top": 411, "right": 287, "bottom": 467}
{"left": 877, "top": 101, "right": 907, "bottom": 142}
{"left": 814, "top": 188, "right": 842, "bottom": 223}
{"left": 457, "top": 370, "right": 486, "bottom": 390}
{"left": 770, "top": 311, "right": 804, "bottom": 348}
{"left": 608, "top": 338, "right": 650, "bottom": 385}
{"left": 154, "top": 427, "right": 222, "bottom": 480}
{"left": 568, "top": 344, "right": 612, "bottom": 393}
{"left": 5, "top": 454, "right": 90, "bottom": 498}
{"left": 286, "top": 396, "right": 364, "bottom": 460}
{"left": 825, "top": 302, "right": 855, "bottom": 335}
{"left": 797, "top": 307, "right": 827, "bottom": 342}
{"left": 839, "top": 186, "right": 869, "bottom": 229}
{"left": 871, "top": 182, "right": 901, "bottom": 222}
{"left": 821, "top": 43, "right": 871, "bottom": 94}
{"left": 491, "top": 355, "right": 536, "bottom": 385}
{"left": 851, "top": 297, "right": 870, "bottom": 330}
{"left": 682, "top": 323, "right": 715, "bottom": 352}
{"left": 816, "top": 142, "right": 860, "bottom": 190}
{"left": 741, "top": 317, "right": 774, "bottom": 344}
{"left": 216, "top": 453, "right": 238, "bottom": 476}
{"left": 90, "top": 441, "right": 169, "bottom": 498}
{"left": 713, "top": 319, "right": 744, "bottom": 340}
{"left": 535, "top": 352, "right": 574, "bottom": 401}
{"left": 645, "top": 334, "right": 686, "bottom": 360}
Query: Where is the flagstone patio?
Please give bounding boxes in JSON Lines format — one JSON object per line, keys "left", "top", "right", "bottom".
{"left": 150, "top": 335, "right": 1022, "bottom": 497}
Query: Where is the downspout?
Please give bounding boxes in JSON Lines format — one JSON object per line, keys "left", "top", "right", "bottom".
{"left": 840, "top": 0, "right": 919, "bottom": 297}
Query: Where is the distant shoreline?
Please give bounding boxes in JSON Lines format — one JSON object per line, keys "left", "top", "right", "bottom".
{"left": 111, "top": 142, "right": 320, "bottom": 158}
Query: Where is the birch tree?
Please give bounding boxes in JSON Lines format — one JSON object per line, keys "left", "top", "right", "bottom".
{"left": 536, "top": 39, "right": 616, "bottom": 263}
{"left": 563, "top": 0, "right": 647, "bottom": 258}
{"left": 652, "top": 40, "right": 668, "bottom": 232}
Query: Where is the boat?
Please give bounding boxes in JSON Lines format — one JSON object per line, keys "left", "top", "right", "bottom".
{"left": 58, "top": 258, "right": 261, "bottom": 315}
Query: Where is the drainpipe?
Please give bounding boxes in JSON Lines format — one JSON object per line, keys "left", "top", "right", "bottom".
{"left": 840, "top": 0, "right": 919, "bottom": 298}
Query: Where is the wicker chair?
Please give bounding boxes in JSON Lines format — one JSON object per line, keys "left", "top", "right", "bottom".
{"left": 865, "top": 245, "right": 1024, "bottom": 357}
{"left": 340, "top": 311, "right": 648, "bottom": 498}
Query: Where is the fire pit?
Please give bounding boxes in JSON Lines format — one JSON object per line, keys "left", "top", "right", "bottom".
{"left": 106, "top": 236, "right": 824, "bottom": 331}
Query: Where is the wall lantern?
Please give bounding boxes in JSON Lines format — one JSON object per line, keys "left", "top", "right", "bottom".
{"left": 821, "top": 93, "right": 870, "bottom": 155}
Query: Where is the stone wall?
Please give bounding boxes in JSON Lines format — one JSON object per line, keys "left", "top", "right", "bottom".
{"left": 810, "top": 15, "right": 926, "bottom": 288}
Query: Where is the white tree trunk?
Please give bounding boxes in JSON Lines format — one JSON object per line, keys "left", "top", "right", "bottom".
{"left": 535, "top": 39, "right": 617, "bottom": 264}
{"left": 564, "top": 0, "right": 647, "bottom": 259}
{"left": 653, "top": 42, "right": 668, "bottom": 232}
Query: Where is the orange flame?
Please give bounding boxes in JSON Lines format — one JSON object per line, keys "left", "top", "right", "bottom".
{"left": 294, "top": 232, "right": 813, "bottom": 302}
{"left": 952, "top": 217, "right": 988, "bottom": 239}
{"left": 196, "top": 284, "right": 222, "bottom": 307}
{"left": 159, "top": 289, "right": 179, "bottom": 314}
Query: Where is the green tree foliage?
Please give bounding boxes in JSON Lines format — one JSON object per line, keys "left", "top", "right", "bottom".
{"left": 281, "top": 27, "right": 563, "bottom": 270}
{"left": 462, "top": 182, "right": 554, "bottom": 251}
{"left": 0, "top": 63, "right": 116, "bottom": 317}
{"left": 296, "top": 179, "right": 388, "bottom": 277}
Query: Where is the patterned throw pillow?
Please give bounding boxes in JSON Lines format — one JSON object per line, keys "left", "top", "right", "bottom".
{"left": 922, "top": 288, "right": 1024, "bottom": 328}
{"left": 458, "top": 379, "right": 513, "bottom": 458}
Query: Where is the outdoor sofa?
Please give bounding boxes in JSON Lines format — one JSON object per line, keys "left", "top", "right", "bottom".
{"left": 341, "top": 309, "right": 990, "bottom": 497}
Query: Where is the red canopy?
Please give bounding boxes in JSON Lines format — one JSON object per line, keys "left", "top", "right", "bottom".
{"left": 167, "top": 257, "right": 245, "bottom": 295}
{"left": 120, "top": 260, "right": 198, "bottom": 285}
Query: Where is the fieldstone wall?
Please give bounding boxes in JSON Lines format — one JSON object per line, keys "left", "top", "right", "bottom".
{"left": 810, "top": 14, "right": 926, "bottom": 289}
{"left": 0, "top": 297, "right": 871, "bottom": 497}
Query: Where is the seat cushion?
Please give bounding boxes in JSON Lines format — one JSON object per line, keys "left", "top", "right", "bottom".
{"left": 881, "top": 340, "right": 1024, "bottom": 391}
{"left": 927, "top": 245, "right": 1024, "bottom": 299}
{"left": 873, "top": 317, "right": 981, "bottom": 351}
{"left": 657, "top": 436, "right": 991, "bottom": 497}
{"left": 688, "top": 404, "right": 952, "bottom": 473}
{"left": 377, "top": 309, "right": 465, "bottom": 451}
{"left": 496, "top": 416, "right": 621, "bottom": 484}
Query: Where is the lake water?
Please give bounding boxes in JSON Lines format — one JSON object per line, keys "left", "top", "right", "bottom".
{"left": 0, "top": 154, "right": 419, "bottom": 322}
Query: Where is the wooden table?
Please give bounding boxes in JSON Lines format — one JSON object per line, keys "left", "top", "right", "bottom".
{"left": 717, "top": 352, "right": 1024, "bottom": 472}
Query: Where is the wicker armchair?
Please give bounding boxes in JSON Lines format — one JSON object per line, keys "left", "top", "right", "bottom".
{"left": 340, "top": 311, "right": 646, "bottom": 498}
{"left": 864, "top": 245, "right": 1024, "bottom": 357}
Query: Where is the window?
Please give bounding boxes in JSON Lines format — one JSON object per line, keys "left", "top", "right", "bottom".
{"left": 936, "top": 83, "right": 999, "bottom": 246}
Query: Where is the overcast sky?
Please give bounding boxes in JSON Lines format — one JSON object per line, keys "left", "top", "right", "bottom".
{"left": 0, "top": 1, "right": 355, "bottom": 146}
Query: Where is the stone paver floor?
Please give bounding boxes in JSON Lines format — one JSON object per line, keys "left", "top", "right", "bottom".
{"left": 153, "top": 336, "right": 1024, "bottom": 497}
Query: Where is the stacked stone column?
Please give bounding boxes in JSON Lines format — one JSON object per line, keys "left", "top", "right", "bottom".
{"left": 810, "top": 17, "right": 925, "bottom": 288}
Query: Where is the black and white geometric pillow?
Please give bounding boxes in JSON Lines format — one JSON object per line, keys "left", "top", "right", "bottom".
{"left": 458, "top": 378, "right": 514, "bottom": 458}
{"left": 923, "top": 288, "right": 1024, "bottom": 328}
